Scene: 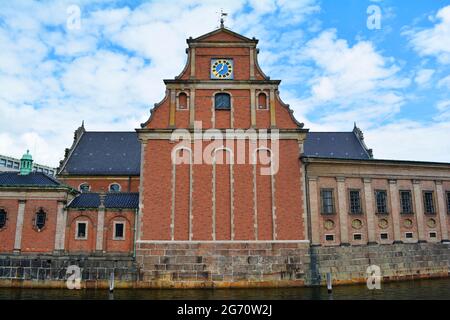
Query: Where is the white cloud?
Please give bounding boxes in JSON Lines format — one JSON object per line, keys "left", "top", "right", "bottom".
{"left": 406, "top": 5, "right": 450, "bottom": 64}
{"left": 414, "top": 68, "right": 435, "bottom": 86}
{"left": 365, "top": 121, "right": 450, "bottom": 162}
{"left": 437, "top": 74, "right": 450, "bottom": 89}
{"left": 292, "top": 29, "right": 409, "bottom": 129}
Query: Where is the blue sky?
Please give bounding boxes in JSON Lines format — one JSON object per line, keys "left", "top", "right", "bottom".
{"left": 0, "top": 0, "right": 449, "bottom": 166}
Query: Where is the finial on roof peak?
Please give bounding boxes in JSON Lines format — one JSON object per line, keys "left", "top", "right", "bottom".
{"left": 218, "top": 9, "right": 228, "bottom": 28}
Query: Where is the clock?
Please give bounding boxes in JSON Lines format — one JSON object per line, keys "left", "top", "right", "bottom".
{"left": 211, "top": 59, "right": 233, "bottom": 79}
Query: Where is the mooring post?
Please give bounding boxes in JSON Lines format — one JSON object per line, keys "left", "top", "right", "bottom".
{"left": 326, "top": 272, "right": 332, "bottom": 293}
{"left": 109, "top": 271, "right": 115, "bottom": 293}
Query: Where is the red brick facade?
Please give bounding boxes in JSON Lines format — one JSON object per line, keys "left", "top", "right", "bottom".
{"left": 138, "top": 28, "right": 307, "bottom": 242}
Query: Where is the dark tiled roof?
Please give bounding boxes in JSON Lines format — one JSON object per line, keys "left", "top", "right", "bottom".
{"left": 62, "top": 132, "right": 140, "bottom": 176}
{"left": 304, "top": 132, "right": 371, "bottom": 160}
{"left": 0, "top": 172, "right": 62, "bottom": 187}
{"left": 68, "top": 193, "right": 139, "bottom": 209}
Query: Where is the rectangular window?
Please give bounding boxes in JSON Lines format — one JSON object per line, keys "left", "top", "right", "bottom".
{"left": 13, "top": 162, "right": 19, "bottom": 169}
{"left": 429, "top": 232, "right": 437, "bottom": 239}
{"left": 446, "top": 192, "right": 450, "bottom": 214}
{"left": 405, "top": 232, "right": 413, "bottom": 239}
{"left": 423, "top": 191, "right": 435, "bottom": 214}
{"left": 325, "top": 234, "right": 334, "bottom": 242}
{"left": 349, "top": 190, "right": 362, "bottom": 214}
{"left": 0, "top": 159, "right": 6, "bottom": 166}
{"left": 400, "top": 191, "right": 413, "bottom": 214}
{"left": 114, "top": 222, "right": 125, "bottom": 240}
{"left": 320, "top": 189, "right": 335, "bottom": 215}
{"left": 380, "top": 233, "right": 389, "bottom": 240}
{"left": 6, "top": 160, "right": 13, "bottom": 168}
{"left": 375, "top": 190, "right": 388, "bottom": 214}
{"left": 76, "top": 222, "right": 87, "bottom": 240}
{"left": 353, "top": 233, "right": 362, "bottom": 241}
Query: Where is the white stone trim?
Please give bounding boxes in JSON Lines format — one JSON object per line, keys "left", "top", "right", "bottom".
{"left": 212, "top": 147, "right": 234, "bottom": 241}
{"left": 171, "top": 147, "right": 193, "bottom": 241}
{"left": 137, "top": 240, "right": 310, "bottom": 244}
{"left": 13, "top": 200, "right": 26, "bottom": 252}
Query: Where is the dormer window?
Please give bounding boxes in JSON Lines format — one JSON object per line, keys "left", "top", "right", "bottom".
{"left": 215, "top": 92, "right": 231, "bottom": 110}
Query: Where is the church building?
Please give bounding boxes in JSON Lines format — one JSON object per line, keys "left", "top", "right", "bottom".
{"left": 0, "top": 26, "right": 449, "bottom": 288}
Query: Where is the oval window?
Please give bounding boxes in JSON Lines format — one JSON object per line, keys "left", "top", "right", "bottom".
{"left": 35, "top": 209, "right": 47, "bottom": 230}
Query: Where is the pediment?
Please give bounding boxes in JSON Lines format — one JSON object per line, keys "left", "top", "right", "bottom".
{"left": 189, "top": 28, "right": 257, "bottom": 44}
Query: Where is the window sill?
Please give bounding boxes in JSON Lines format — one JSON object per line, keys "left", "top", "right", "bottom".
{"left": 375, "top": 212, "right": 389, "bottom": 215}
{"left": 320, "top": 212, "right": 336, "bottom": 216}
{"left": 400, "top": 212, "right": 414, "bottom": 215}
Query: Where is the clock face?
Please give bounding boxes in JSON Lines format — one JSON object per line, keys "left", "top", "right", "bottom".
{"left": 211, "top": 59, "right": 233, "bottom": 79}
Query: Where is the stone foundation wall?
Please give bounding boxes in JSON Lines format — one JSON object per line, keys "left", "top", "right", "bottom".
{"left": 135, "top": 242, "right": 311, "bottom": 288}
{"left": 0, "top": 242, "right": 448, "bottom": 289}
{"left": 136, "top": 242, "right": 449, "bottom": 288}
{"left": 0, "top": 254, "right": 139, "bottom": 289}
{"left": 309, "top": 243, "right": 450, "bottom": 286}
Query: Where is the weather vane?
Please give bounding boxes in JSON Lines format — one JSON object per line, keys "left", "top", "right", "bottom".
{"left": 217, "top": 9, "right": 228, "bottom": 28}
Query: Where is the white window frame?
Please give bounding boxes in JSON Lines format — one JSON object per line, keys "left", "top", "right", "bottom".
{"left": 75, "top": 221, "right": 88, "bottom": 240}
{"left": 379, "top": 232, "right": 389, "bottom": 241}
{"left": 113, "top": 221, "right": 126, "bottom": 240}
{"left": 353, "top": 233, "right": 363, "bottom": 241}
{"left": 404, "top": 232, "right": 414, "bottom": 242}
{"left": 428, "top": 231, "right": 438, "bottom": 241}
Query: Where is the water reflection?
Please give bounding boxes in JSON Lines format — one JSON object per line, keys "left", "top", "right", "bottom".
{"left": 0, "top": 278, "right": 449, "bottom": 300}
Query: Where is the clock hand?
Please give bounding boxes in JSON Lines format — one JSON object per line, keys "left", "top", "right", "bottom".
{"left": 217, "top": 64, "right": 225, "bottom": 73}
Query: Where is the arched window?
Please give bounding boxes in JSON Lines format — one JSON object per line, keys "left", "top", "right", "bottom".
{"left": 109, "top": 183, "right": 121, "bottom": 192}
{"left": 79, "top": 183, "right": 90, "bottom": 192}
{"left": 258, "top": 92, "right": 268, "bottom": 110}
{"left": 215, "top": 93, "right": 231, "bottom": 110}
{"left": 0, "top": 209, "right": 7, "bottom": 229}
{"left": 35, "top": 209, "right": 46, "bottom": 230}
{"left": 178, "top": 92, "right": 188, "bottom": 110}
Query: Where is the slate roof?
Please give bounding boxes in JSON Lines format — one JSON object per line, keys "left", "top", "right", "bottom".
{"left": 303, "top": 132, "right": 371, "bottom": 160}
{"left": 68, "top": 192, "right": 139, "bottom": 209}
{"left": 61, "top": 132, "right": 141, "bottom": 176}
{"left": 0, "top": 172, "right": 63, "bottom": 187}
{"left": 60, "top": 129, "right": 371, "bottom": 177}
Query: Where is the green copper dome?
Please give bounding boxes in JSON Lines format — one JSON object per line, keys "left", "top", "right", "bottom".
{"left": 19, "top": 150, "right": 33, "bottom": 175}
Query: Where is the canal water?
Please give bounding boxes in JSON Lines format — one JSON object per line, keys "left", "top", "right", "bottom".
{"left": 0, "top": 278, "right": 449, "bottom": 300}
